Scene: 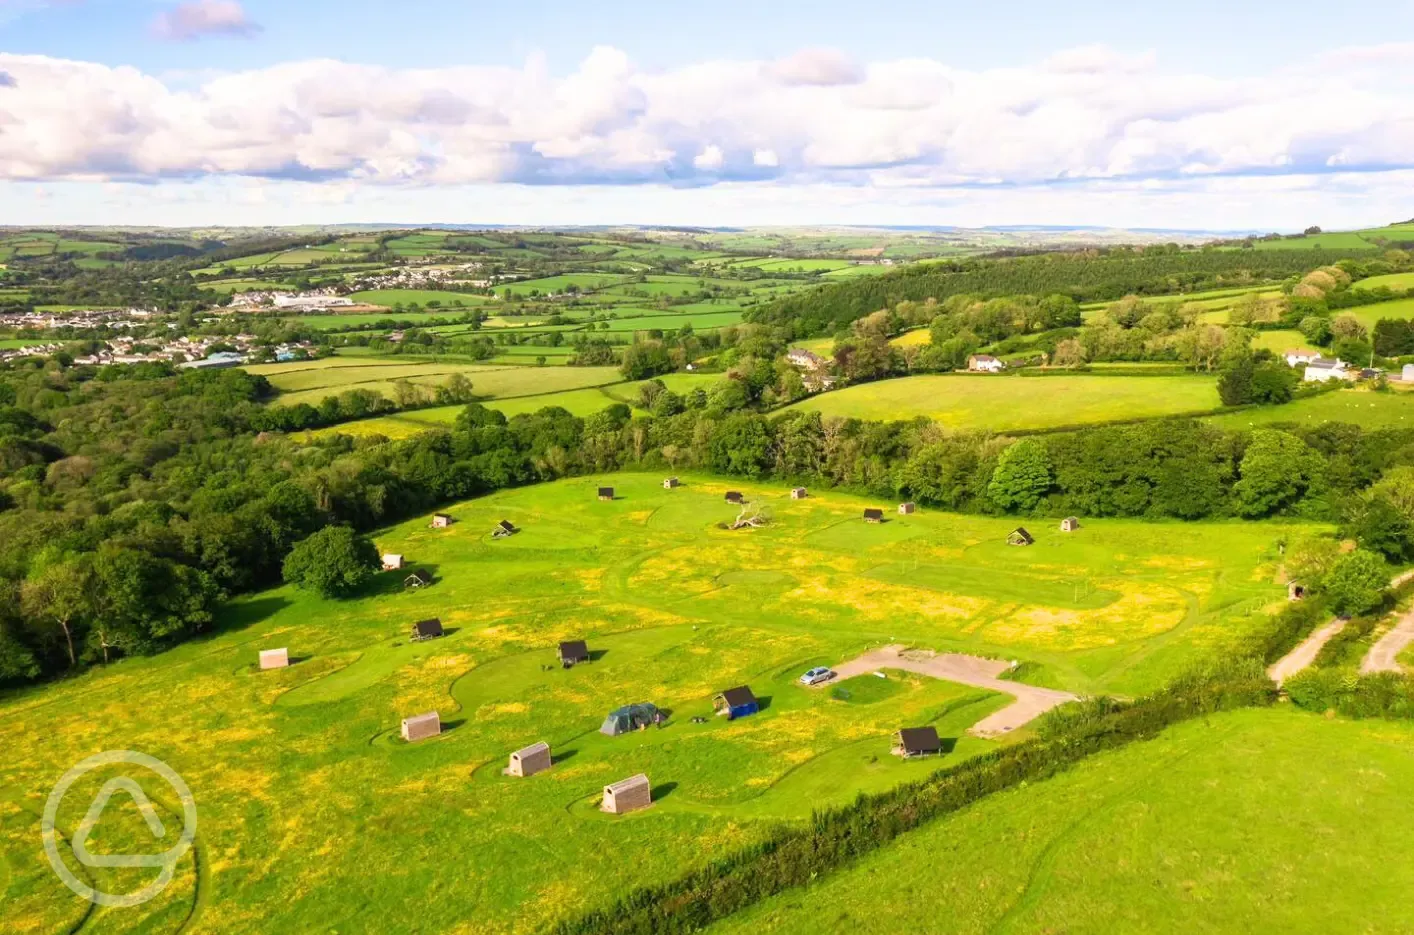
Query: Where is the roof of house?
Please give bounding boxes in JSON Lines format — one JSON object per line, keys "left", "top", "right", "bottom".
{"left": 497, "top": 520, "right": 515, "bottom": 531}
{"left": 407, "top": 569, "right": 432, "bottom": 583}
{"left": 559, "top": 639, "right": 589, "bottom": 659}
{"left": 404, "top": 711, "right": 439, "bottom": 726}
{"left": 513, "top": 741, "right": 550, "bottom": 758}
{"left": 718, "top": 686, "right": 757, "bottom": 708}
{"left": 1009, "top": 527, "right": 1035, "bottom": 543}
{"left": 897, "top": 726, "right": 942, "bottom": 753}
{"left": 598, "top": 486, "right": 614, "bottom": 495}
{"left": 433, "top": 512, "right": 452, "bottom": 519}
{"left": 726, "top": 491, "right": 743, "bottom": 499}
{"left": 971, "top": 354, "right": 999, "bottom": 363}
{"left": 864, "top": 508, "right": 884, "bottom": 519}
{"left": 1307, "top": 358, "right": 1344, "bottom": 369}
{"left": 413, "top": 617, "right": 442, "bottom": 631}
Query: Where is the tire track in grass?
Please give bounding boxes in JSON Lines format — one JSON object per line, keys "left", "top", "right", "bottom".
{"left": 986, "top": 717, "right": 1239, "bottom": 935}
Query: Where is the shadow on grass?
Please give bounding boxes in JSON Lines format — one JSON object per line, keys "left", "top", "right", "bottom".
{"left": 366, "top": 564, "right": 443, "bottom": 598}
{"left": 587, "top": 649, "right": 609, "bottom": 662}
{"left": 651, "top": 781, "right": 678, "bottom": 803}
{"left": 755, "top": 695, "right": 773, "bottom": 713}
{"left": 552, "top": 749, "right": 580, "bottom": 766}
{"left": 204, "top": 596, "right": 293, "bottom": 642}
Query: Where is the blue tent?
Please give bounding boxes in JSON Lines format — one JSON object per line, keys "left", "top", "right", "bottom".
{"left": 714, "top": 686, "right": 759, "bottom": 720}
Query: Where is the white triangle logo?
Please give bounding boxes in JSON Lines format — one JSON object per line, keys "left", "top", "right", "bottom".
{"left": 70, "top": 778, "right": 170, "bottom": 869}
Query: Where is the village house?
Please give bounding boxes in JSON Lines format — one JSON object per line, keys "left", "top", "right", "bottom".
{"left": 1303, "top": 358, "right": 1353, "bottom": 383}
{"left": 1284, "top": 349, "right": 1319, "bottom": 367}
{"left": 968, "top": 354, "right": 1006, "bottom": 373}
{"left": 786, "top": 348, "right": 828, "bottom": 371}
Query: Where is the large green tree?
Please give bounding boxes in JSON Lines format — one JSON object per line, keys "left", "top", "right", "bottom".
{"left": 987, "top": 439, "right": 1053, "bottom": 512}
{"left": 1232, "top": 430, "right": 1323, "bottom": 517}
{"left": 282, "top": 526, "right": 381, "bottom": 598}
{"left": 1322, "top": 549, "right": 1389, "bottom": 616}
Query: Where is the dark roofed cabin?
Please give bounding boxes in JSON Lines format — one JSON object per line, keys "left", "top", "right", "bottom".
{"left": 404, "top": 569, "right": 433, "bottom": 589}
{"left": 1007, "top": 527, "right": 1034, "bottom": 546}
{"left": 598, "top": 487, "right": 615, "bottom": 501}
{"left": 493, "top": 520, "right": 517, "bottom": 539}
{"left": 411, "top": 618, "right": 444, "bottom": 641}
{"left": 894, "top": 726, "right": 942, "bottom": 758}
{"left": 713, "top": 685, "right": 759, "bottom": 720}
{"left": 725, "top": 491, "right": 745, "bottom": 504}
{"left": 863, "top": 508, "right": 884, "bottom": 523}
{"left": 559, "top": 640, "right": 590, "bottom": 668}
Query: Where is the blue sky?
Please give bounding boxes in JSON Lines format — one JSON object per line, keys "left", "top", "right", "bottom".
{"left": 1, "top": 0, "right": 1412, "bottom": 228}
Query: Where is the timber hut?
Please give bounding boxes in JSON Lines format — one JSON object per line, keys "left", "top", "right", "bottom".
{"left": 898, "top": 502, "right": 917, "bottom": 515}
{"left": 1060, "top": 517, "right": 1080, "bottom": 532}
{"left": 598, "top": 487, "right": 615, "bottom": 502}
{"left": 411, "top": 618, "right": 444, "bottom": 641}
{"left": 725, "top": 491, "right": 745, "bottom": 505}
{"left": 864, "top": 508, "right": 885, "bottom": 524}
{"left": 431, "top": 513, "right": 452, "bottom": 528}
{"left": 602, "top": 774, "right": 652, "bottom": 814}
{"left": 1007, "top": 528, "right": 1035, "bottom": 547}
{"left": 1289, "top": 582, "right": 1307, "bottom": 601}
{"left": 713, "top": 686, "right": 760, "bottom": 720}
{"left": 893, "top": 726, "right": 942, "bottom": 758}
{"left": 493, "top": 520, "right": 517, "bottom": 539}
{"left": 558, "top": 640, "right": 590, "bottom": 668}
{"left": 663, "top": 477, "right": 680, "bottom": 489}
{"left": 505, "top": 742, "right": 552, "bottom": 778}
{"left": 401, "top": 711, "right": 441, "bottom": 742}
{"left": 405, "top": 570, "right": 433, "bottom": 590}
{"left": 381, "top": 553, "right": 404, "bottom": 571}
{"left": 790, "top": 487, "right": 808, "bottom": 500}
{"left": 259, "top": 648, "right": 289, "bottom": 670}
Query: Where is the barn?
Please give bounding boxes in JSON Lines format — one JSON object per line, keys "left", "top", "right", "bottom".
{"left": 411, "top": 618, "right": 444, "bottom": 641}
{"left": 864, "top": 508, "right": 884, "bottom": 523}
{"left": 602, "top": 774, "right": 652, "bottom": 814}
{"left": 259, "top": 648, "right": 289, "bottom": 670}
{"left": 401, "top": 711, "right": 441, "bottom": 742}
{"left": 713, "top": 686, "right": 759, "bottom": 720}
{"left": 598, "top": 487, "right": 615, "bottom": 501}
{"left": 559, "top": 640, "right": 590, "bottom": 668}
{"left": 505, "top": 742, "right": 552, "bottom": 778}
{"left": 893, "top": 726, "right": 942, "bottom": 758}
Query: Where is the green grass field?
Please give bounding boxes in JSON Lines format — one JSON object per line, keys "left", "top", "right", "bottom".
{"left": 249, "top": 358, "right": 623, "bottom": 408}
{"left": 1205, "top": 389, "right": 1414, "bottom": 431}
{"left": 779, "top": 375, "right": 1223, "bottom": 431}
{"left": 498, "top": 274, "right": 628, "bottom": 298}
{"left": 0, "top": 475, "right": 1311, "bottom": 933}
{"left": 1343, "top": 298, "right": 1414, "bottom": 331}
{"left": 347, "top": 290, "right": 491, "bottom": 308}
{"left": 1354, "top": 272, "right": 1414, "bottom": 292}
{"left": 710, "top": 706, "right": 1414, "bottom": 935}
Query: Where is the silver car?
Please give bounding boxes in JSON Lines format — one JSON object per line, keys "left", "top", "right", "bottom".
{"left": 800, "top": 666, "right": 835, "bottom": 685}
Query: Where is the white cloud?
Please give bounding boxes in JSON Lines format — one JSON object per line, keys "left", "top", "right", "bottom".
{"left": 152, "top": 1, "right": 261, "bottom": 41}
{"left": 693, "top": 144, "right": 724, "bottom": 171}
{"left": 0, "top": 42, "right": 1410, "bottom": 228}
{"left": 767, "top": 48, "right": 862, "bottom": 87}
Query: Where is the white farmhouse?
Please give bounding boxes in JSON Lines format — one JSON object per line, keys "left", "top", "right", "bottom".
{"left": 1284, "top": 349, "right": 1319, "bottom": 367}
{"left": 967, "top": 354, "right": 1006, "bottom": 373}
{"left": 1302, "top": 357, "right": 1353, "bottom": 383}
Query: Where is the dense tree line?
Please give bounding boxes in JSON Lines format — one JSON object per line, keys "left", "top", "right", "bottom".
{"left": 749, "top": 247, "right": 1385, "bottom": 337}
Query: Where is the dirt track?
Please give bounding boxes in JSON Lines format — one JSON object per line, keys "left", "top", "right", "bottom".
{"left": 824, "top": 645, "right": 1079, "bottom": 737}
{"left": 1268, "top": 618, "right": 1347, "bottom": 685}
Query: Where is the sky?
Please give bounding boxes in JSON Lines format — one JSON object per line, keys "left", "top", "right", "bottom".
{"left": 1, "top": 0, "right": 1412, "bottom": 230}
